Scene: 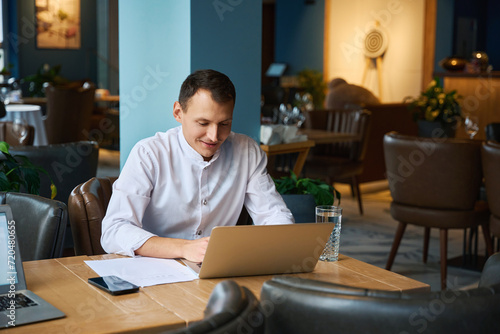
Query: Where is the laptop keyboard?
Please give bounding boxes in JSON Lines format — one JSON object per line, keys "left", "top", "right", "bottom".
{"left": 0, "top": 293, "right": 38, "bottom": 311}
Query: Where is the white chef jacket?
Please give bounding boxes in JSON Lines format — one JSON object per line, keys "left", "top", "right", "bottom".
{"left": 101, "top": 126, "right": 294, "bottom": 256}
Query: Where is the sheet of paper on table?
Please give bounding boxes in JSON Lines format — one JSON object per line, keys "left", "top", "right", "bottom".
{"left": 85, "top": 256, "right": 198, "bottom": 287}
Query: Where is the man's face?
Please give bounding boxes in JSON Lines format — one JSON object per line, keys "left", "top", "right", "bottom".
{"left": 173, "top": 89, "right": 234, "bottom": 161}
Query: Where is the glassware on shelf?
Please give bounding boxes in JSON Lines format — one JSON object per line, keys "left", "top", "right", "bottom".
{"left": 464, "top": 115, "right": 479, "bottom": 139}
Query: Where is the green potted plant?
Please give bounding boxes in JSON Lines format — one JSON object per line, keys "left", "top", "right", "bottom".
{"left": 0, "top": 141, "right": 57, "bottom": 198}
{"left": 274, "top": 171, "right": 341, "bottom": 223}
{"left": 405, "top": 77, "right": 462, "bottom": 138}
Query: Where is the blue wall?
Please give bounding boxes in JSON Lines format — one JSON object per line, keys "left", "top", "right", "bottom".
{"left": 191, "top": 0, "right": 262, "bottom": 144}
{"left": 275, "top": 0, "right": 324, "bottom": 75}
{"left": 11, "top": 0, "right": 97, "bottom": 85}
{"left": 434, "top": 0, "right": 455, "bottom": 73}
{"left": 119, "top": 0, "right": 190, "bottom": 166}
{"left": 119, "top": 0, "right": 262, "bottom": 165}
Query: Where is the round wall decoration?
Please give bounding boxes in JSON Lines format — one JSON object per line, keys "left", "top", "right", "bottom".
{"left": 364, "top": 27, "right": 388, "bottom": 58}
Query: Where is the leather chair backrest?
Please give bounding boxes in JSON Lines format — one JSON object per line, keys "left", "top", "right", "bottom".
{"left": 166, "top": 280, "right": 264, "bottom": 334}
{"left": 68, "top": 177, "right": 116, "bottom": 255}
{"left": 0, "top": 121, "right": 35, "bottom": 146}
{"left": 0, "top": 192, "right": 67, "bottom": 261}
{"left": 304, "top": 109, "right": 371, "bottom": 161}
{"left": 485, "top": 122, "right": 500, "bottom": 142}
{"left": 383, "top": 132, "right": 483, "bottom": 210}
{"left": 481, "top": 140, "right": 500, "bottom": 236}
{"left": 8, "top": 141, "right": 99, "bottom": 206}
{"left": 260, "top": 265, "right": 500, "bottom": 334}
{"left": 44, "top": 81, "right": 96, "bottom": 145}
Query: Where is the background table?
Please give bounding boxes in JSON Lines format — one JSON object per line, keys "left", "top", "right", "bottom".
{"left": 10, "top": 254, "right": 429, "bottom": 332}
{"left": 260, "top": 140, "right": 315, "bottom": 176}
{"left": 4, "top": 104, "right": 48, "bottom": 146}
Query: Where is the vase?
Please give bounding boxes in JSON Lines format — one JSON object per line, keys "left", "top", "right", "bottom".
{"left": 417, "top": 120, "right": 456, "bottom": 138}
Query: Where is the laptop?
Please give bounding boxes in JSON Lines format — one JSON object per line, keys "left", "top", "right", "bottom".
{"left": 0, "top": 205, "right": 65, "bottom": 328}
{"left": 183, "top": 223, "right": 335, "bottom": 279}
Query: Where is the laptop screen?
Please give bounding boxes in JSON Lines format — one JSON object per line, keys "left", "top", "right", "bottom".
{"left": 0, "top": 209, "right": 22, "bottom": 291}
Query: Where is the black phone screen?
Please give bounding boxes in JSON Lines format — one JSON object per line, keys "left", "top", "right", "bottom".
{"left": 88, "top": 275, "right": 140, "bottom": 295}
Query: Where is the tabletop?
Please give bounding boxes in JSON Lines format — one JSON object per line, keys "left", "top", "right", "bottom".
{"left": 7, "top": 254, "right": 429, "bottom": 332}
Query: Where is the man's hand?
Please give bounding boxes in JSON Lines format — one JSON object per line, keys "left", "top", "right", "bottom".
{"left": 182, "top": 237, "right": 210, "bottom": 263}
{"left": 135, "top": 236, "right": 210, "bottom": 262}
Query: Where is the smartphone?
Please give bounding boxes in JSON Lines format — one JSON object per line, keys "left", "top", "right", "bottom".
{"left": 88, "top": 275, "right": 140, "bottom": 295}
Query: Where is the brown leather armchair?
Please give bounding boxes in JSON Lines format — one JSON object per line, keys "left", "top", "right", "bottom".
{"left": 383, "top": 132, "right": 493, "bottom": 289}
{"left": 0, "top": 192, "right": 67, "bottom": 261}
{"left": 303, "top": 108, "right": 371, "bottom": 214}
{"left": 260, "top": 252, "right": 500, "bottom": 334}
{"left": 0, "top": 121, "right": 35, "bottom": 146}
{"left": 44, "top": 81, "right": 96, "bottom": 144}
{"left": 68, "top": 176, "right": 116, "bottom": 255}
{"left": 482, "top": 141, "right": 500, "bottom": 250}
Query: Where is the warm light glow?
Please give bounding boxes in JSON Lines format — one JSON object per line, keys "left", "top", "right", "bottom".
{"left": 451, "top": 60, "right": 457, "bottom": 65}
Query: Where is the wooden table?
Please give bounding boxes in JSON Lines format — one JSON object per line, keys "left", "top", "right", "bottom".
{"left": 260, "top": 140, "right": 315, "bottom": 176}
{"left": 9, "top": 254, "right": 429, "bottom": 333}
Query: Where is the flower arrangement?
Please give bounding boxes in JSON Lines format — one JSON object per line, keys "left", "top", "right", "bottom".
{"left": 406, "top": 77, "right": 462, "bottom": 124}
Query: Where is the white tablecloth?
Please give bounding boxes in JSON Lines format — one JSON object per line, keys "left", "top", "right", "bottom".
{"left": 4, "top": 104, "right": 48, "bottom": 146}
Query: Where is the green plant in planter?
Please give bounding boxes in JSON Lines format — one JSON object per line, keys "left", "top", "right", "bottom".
{"left": 0, "top": 141, "right": 57, "bottom": 199}
{"left": 273, "top": 171, "right": 341, "bottom": 206}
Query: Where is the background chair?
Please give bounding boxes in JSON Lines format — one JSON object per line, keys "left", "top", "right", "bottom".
{"left": 44, "top": 81, "right": 96, "bottom": 144}
{"left": 383, "top": 132, "right": 493, "bottom": 290}
{"left": 482, "top": 141, "right": 500, "bottom": 251}
{"left": 260, "top": 252, "right": 500, "bottom": 334}
{"left": 0, "top": 192, "right": 67, "bottom": 261}
{"left": 0, "top": 121, "right": 35, "bottom": 146}
{"left": 68, "top": 176, "right": 116, "bottom": 256}
{"left": 303, "top": 108, "right": 371, "bottom": 214}
{"left": 9, "top": 141, "right": 99, "bottom": 254}
{"left": 166, "top": 280, "right": 264, "bottom": 334}
{"left": 8, "top": 141, "right": 99, "bottom": 205}
{"left": 485, "top": 122, "right": 500, "bottom": 142}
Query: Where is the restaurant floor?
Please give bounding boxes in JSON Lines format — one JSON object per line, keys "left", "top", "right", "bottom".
{"left": 97, "top": 149, "right": 487, "bottom": 292}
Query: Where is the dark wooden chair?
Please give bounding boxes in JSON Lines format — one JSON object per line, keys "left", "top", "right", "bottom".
{"left": 303, "top": 108, "right": 371, "bottom": 215}
{"left": 44, "top": 81, "right": 96, "bottom": 144}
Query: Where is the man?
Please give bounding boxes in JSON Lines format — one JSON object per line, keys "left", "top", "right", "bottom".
{"left": 324, "top": 78, "right": 380, "bottom": 110}
{"left": 101, "top": 69, "right": 293, "bottom": 263}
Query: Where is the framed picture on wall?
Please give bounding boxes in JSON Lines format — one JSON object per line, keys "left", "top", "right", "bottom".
{"left": 35, "top": 0, "right": 81, "bottom": 49}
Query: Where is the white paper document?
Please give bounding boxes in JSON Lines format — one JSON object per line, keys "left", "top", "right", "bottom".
{"left": 85, "top": 257, "right": 198, "bottom": 287}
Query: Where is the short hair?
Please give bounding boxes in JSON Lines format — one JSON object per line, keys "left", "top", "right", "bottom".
{"left": 178, "top": 69, "right": 236, "bottom": 110}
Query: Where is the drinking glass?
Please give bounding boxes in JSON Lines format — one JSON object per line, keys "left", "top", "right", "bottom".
{"left": 465, "top": 115, "right": 479, "bottom": 139}
{"left": 12, "top": 116, "right": 29, "bottom": 144}
{"left": 315, "top": 206, "right": 343, "bottom": 261}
